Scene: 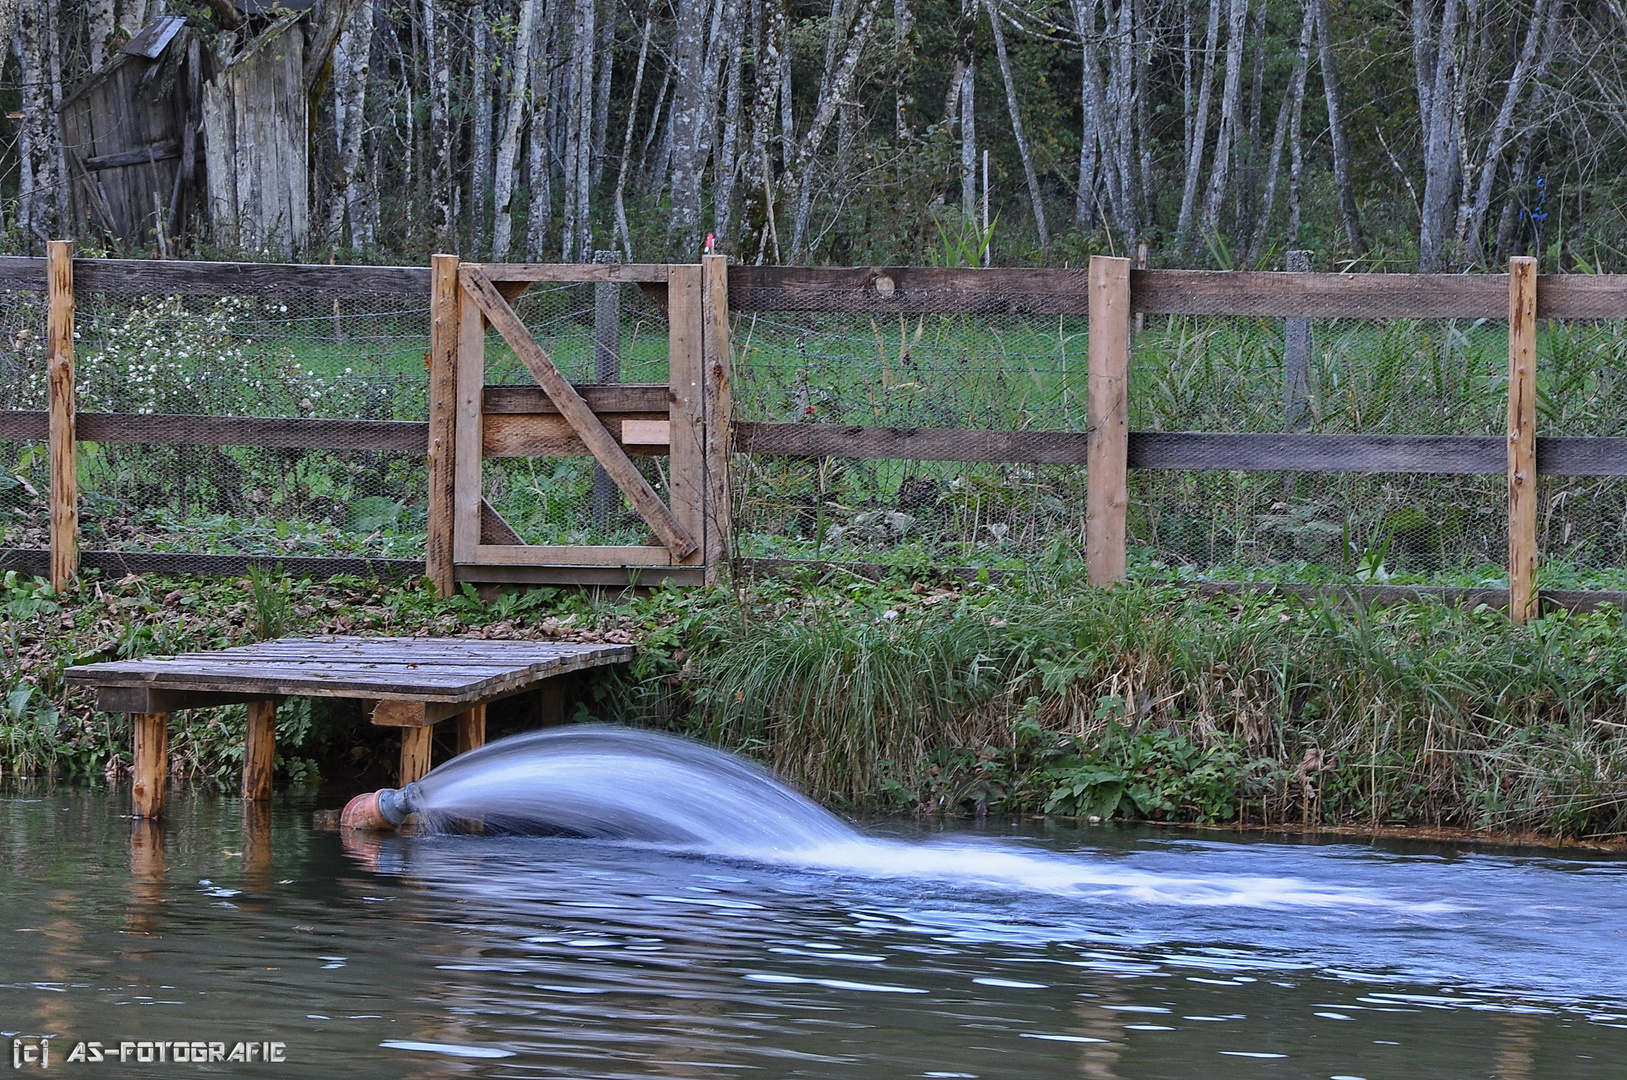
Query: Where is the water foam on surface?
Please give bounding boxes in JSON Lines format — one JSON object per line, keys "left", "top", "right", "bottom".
{"left": 406, "top": 726, "right": 1439, "bottom": 913}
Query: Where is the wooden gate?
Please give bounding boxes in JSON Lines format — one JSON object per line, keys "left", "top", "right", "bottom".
{"left": 424, "top": 256, "right": 730, "bottom": 591}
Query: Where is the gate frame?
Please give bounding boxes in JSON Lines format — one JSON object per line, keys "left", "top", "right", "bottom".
{"left": 425, "top": 256, "right": 731, "bottom": 591}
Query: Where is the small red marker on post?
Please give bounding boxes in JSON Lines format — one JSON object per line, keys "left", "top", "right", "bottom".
{"left": 705, "top": 233, "right": 716, "bottom": 255}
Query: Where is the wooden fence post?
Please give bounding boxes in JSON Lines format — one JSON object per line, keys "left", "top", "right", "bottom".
{"left": 1087, "top": 255, "right": 1131, "bottom": 586}
{"left": 47, "top": 240, "right": 76, "bottom": 592}
{"left": 1508, "top": 256, "right": 1539, "bottom": 623}
{"left": 426, "top": 253, "right": 459, "bottom": 597}
{"left": 701, "top": 254, "right": 732, "bottom": 585}
{"left": 667, "top": 264, "right": 706, "bottom": 567}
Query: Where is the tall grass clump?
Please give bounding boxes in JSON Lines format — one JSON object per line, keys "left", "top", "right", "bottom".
{"left": 687, "top": 577, "right": 1627, "bottom": 838}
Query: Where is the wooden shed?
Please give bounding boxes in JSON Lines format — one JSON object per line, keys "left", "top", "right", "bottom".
{"left": 58, "top": 16, "right": 202, "bottom": 255}
{"left": 202, "top": 11, "right": 311, "bottom": 256}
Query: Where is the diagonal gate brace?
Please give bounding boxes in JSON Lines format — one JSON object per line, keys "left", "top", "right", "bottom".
{"left": 459, "top": 266, "right": 698, "bottom": 559}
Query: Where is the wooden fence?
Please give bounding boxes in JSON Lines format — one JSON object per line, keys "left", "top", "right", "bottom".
{"left": 8, "top": 248, "right": 1627, "bottom": 618}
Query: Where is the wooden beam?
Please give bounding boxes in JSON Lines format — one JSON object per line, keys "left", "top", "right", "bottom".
{"left": 668, "top": 264, "right": 706, "bottom": 568}
{"left": 481, "top": 412, "right": 669, "bottom": 457}
{"left": 69, "top": 413, "right": 429, "bottom": 450}
{"left": 1131, "top": 269, "right": 1508, "bottom": 318}
{"left": 1508, "top": 256, "right": 1539, "bottom": 624}
{"left": 400, "top": 725, "right": 434, "bottom": 785}
{"left": 243, "top": 700, "right": 276, "bottom": 801}
{"left": 47, "top": 241, "right": 76, "bottom": 592}
{"left": 98, "top": 687, "right": 286, "bottom": 713}
{"left": 132, "top": 712, "right": 169, "bottom": 819}
{"left": 482, "top": 383, "right": 672, "bottom": 415}
{"left": 1535, "top": 275, "right": 1627, "bottom": 318}
{"left": 427, "top": 254, "right": 459, "bottom": 597}
{"left": 453, "top": 563, "right": 706, "bottom": 587}
{"left": 459, "top": 265, "right": 697, "bottom": 559}
{"left": 1128, "top": 432, "right": 1504, "bottom": 473}
{"left": 453, "top": 267, "right": 486, "bottom": 565}
{"left": 736, "top": 422, "right": 1090, "bottom": 462}
{"left": 727, "top": 265, "right": 1093, "bottom": 314}
{"left": 468, "top": 262, "right": 671, "bottom": 283}
{"left": 1087, "top": 256, "right": 1131, "bottom": 586}
{"left": 479, "top": 498, "right": 525, "bottom": 545}
{"left": 702, "top": 254, "right": 733, "bottom": 586}
{"left": 621, "top": 419, "right": 671, "bottom": 444}
{"left": 472, "top": 543, "right": 672, "bottom": 566}
{"left": 0, "top": 550, "right": 422, "bottom": 580}
{"left": 456, "top": 704, "right": 487, "bottom": 755}
{"left": 372, "top": 699, "right": 466, "bottom": 727}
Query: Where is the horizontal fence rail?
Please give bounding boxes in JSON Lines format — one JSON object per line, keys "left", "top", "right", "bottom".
{"left": 735, "top": 424, "right": 1627, "bottom": 477}
{"left": 0, "top": 411, "right": 429, "bottom": 452}
{"left": 728, "top": 265, "right": 1627, "bottom": 318}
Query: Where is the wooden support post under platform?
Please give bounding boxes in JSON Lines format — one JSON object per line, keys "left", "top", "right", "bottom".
{"left": 243, "top": 699, "right": 276, "bottom": 801}
{"left": 400, "top": 725, "right": 434, "bottom": 785}
{"left": 131, "top": 712, "right": 168, "bottom": 819}
{"left": 456, "top": 704, "right": 486, "bottom": 755}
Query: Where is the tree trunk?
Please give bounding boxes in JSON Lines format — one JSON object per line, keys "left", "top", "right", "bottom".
{"left": 1199, "top": 0, "right": 1248, "bottom": 251}
{"left": 327, "top": 0, "right": 376, "bottom": 249}
{"left": 88, "top": 0, "right": 115, "bottom": 71}
{"left": 666, "top": 0, "right": 715, "bottom": 254}
{"left": 491, "top": 0, "right": 538, "bottom": 260}
{"left": 715, "top": 0, "right": 746, "bottom": 251}
{"left": 894, "top": 0, "right": 916, "bottom": 140}
{"left": 590, "top": 2, "right": 615, "bottom": 189}
{"left": 563, "top": 0, "right": 596, "bottom": 260}
{"left": 1460, "top": 0, "right": 1557, "bottom": 265}
{"left": 1248, "top": 0, "right": 1311, "bottom": 263}
{"left": 424, "top": 0, "right": 455, "bottom": 250}
{"left": 1173, "top": 0, "right": 1221, "bottom": 252}
{"left": 786, "top": 0, "right": 882, "bottom": 260}
{"left": 1414, "top": 0, "right": 1464, "bottom": 272}
{"left": 471, "top": 3, "right": 492, "bottom": 252}
{"left": 612, "top": 6, "right": 654, "bottom": 259}
{"left": 1070, "top": 0, "right": 1102, "bottom": 229}
{"left": 16, "top": 0, "right": 60, "bottom": 249}
{"left": 985, "top": 0, "right": 1050, "bottom": 250}
{"left": 1311, "top": 0, "right": 1365, "bottom": 256}
{"left": 525, "top": 2, "right": 556, "bottom": 259}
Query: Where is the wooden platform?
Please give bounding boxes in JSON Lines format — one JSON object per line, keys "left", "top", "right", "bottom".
{"left": 65, "top": 636, "right": 633, "bottom": 819}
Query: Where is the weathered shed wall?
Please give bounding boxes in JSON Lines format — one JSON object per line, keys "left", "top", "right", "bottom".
{"left": 202, "top": 15, "right": 309, "bottom": 256}
{"left": 60, "top": 53, "right": 186, "bottom": 251}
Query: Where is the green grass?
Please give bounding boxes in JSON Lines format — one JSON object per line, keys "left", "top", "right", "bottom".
{"left": 4, "top": 567, "right": 1627, "bottom": 841}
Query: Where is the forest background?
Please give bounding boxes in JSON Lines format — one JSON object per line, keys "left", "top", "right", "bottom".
{"left": 2, "top": 0, "right": 1623, "bottom": 272}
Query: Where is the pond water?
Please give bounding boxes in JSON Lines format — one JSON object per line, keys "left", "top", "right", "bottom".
{"left": 3, "top": 787, "right": 1626, "bottom": 1078}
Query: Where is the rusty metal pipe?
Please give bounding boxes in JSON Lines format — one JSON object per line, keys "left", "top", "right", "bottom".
{"left": 339, "top": 784, "right": 418, "bottom": 831}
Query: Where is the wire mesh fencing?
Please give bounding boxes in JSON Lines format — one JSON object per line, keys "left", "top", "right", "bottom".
{"left": 479, "top": 279, "right": 674, "bottom": 547}
{"left": 1127, "top": 314, "right": 1511, "bottom": 587}
{"left": 0, "top": 288, "right": 50, "bottom": 552}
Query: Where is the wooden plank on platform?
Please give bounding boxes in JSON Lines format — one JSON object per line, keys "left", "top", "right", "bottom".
{"left": 460, "top": 265, "right": 696, "bottom": 559}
